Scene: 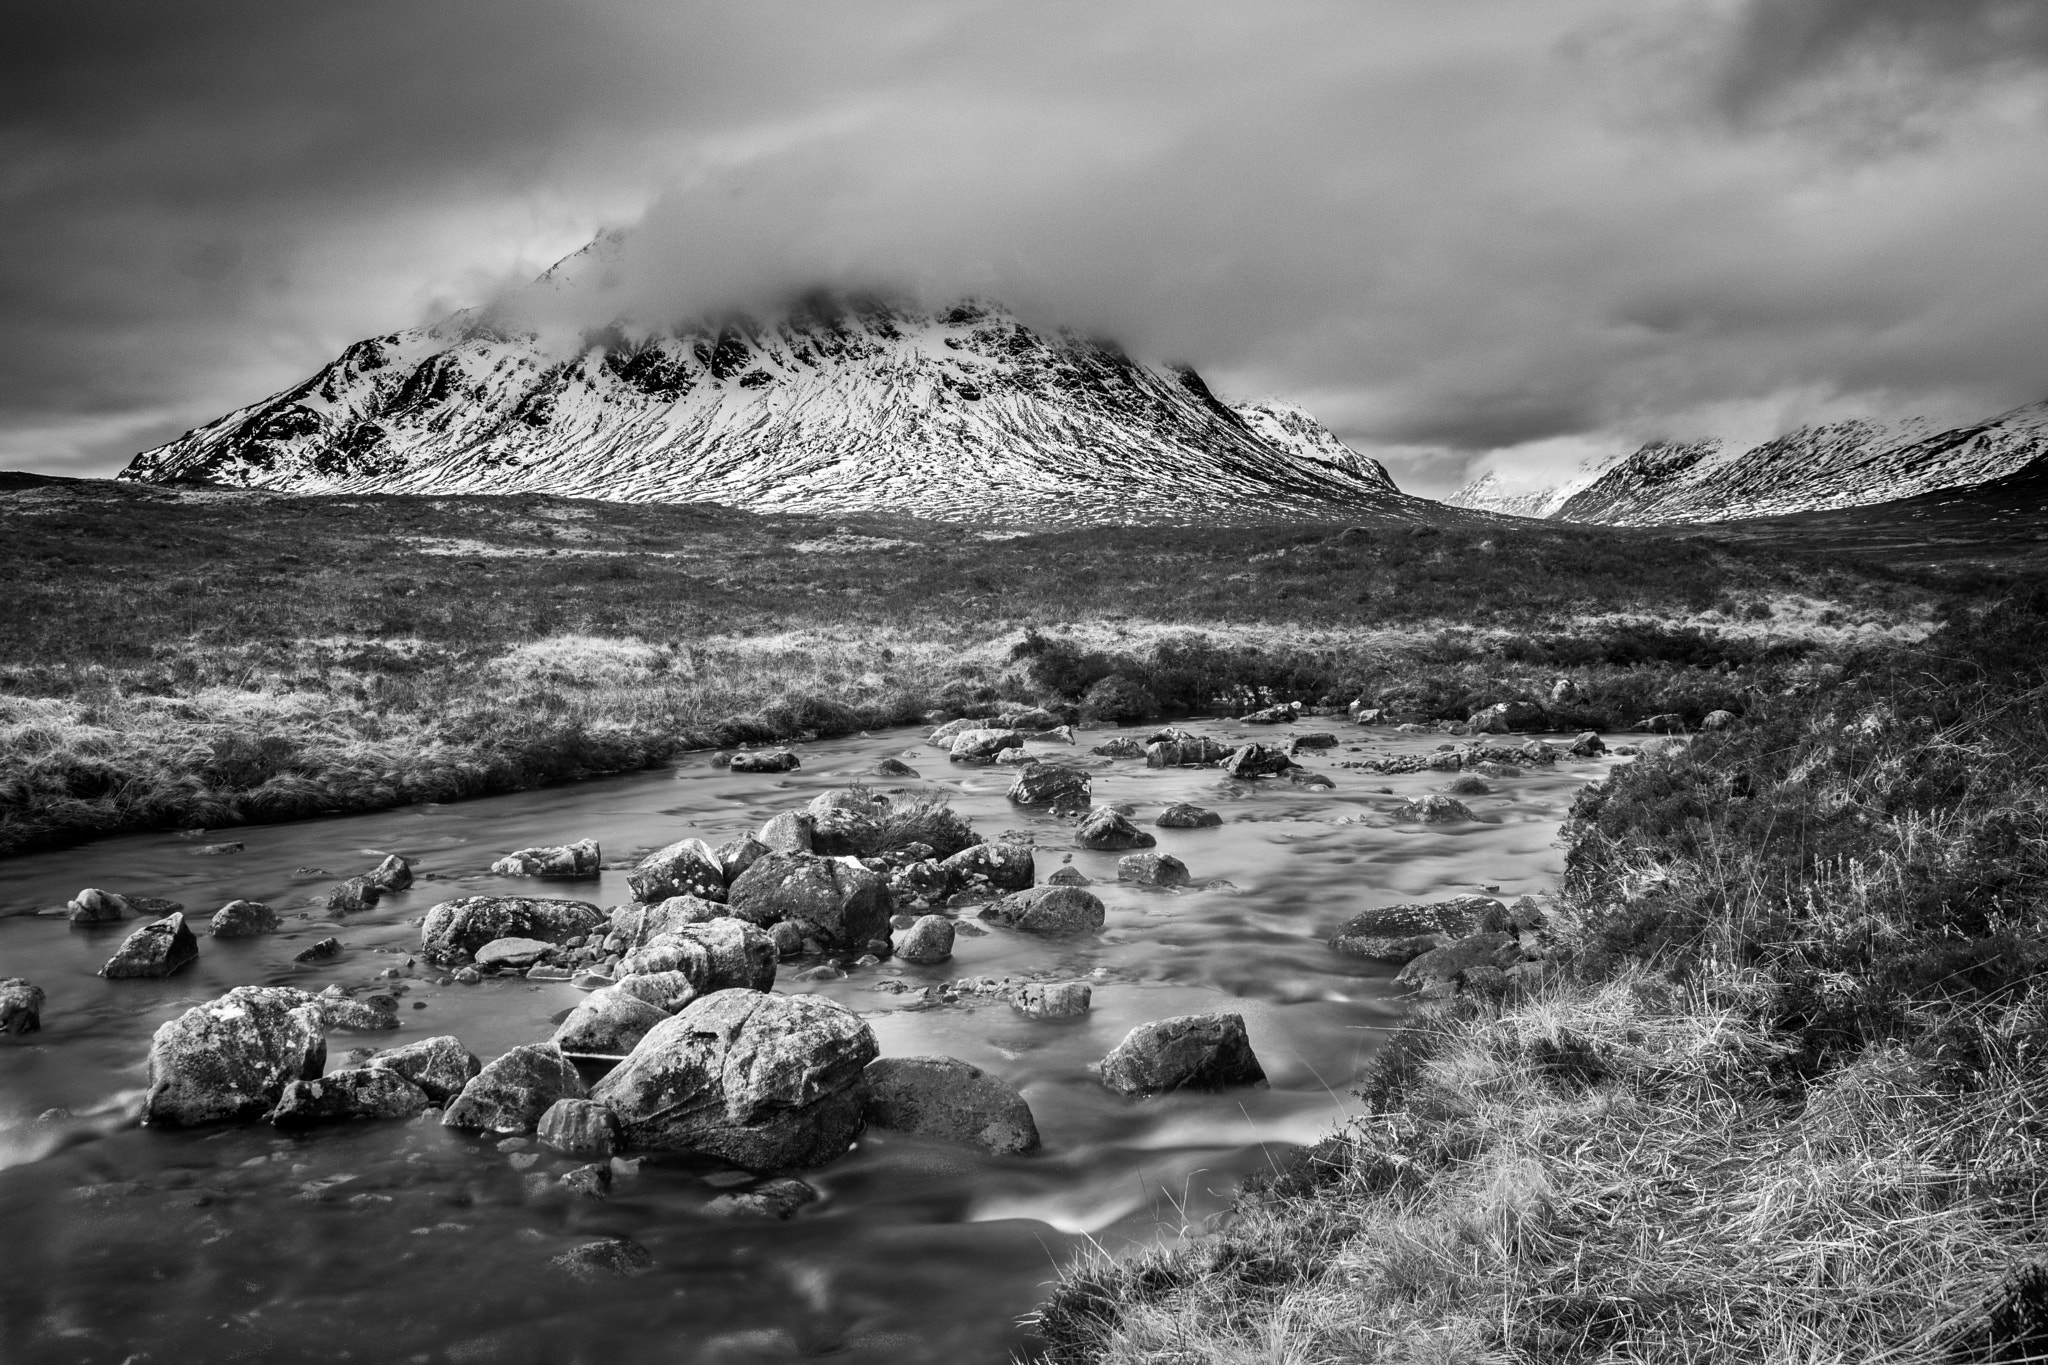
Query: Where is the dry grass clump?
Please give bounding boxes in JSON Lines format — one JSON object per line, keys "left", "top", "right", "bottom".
{"left": 1036, "top": 590, "right": 2048, "bottom": 1364}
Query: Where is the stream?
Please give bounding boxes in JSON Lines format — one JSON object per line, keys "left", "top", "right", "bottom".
{"left": 0, "top": 717, "right": 1616, "bottom": 1364}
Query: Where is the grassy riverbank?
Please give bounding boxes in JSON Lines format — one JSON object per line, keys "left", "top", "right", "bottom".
{"left": 0, "top": 474, "right": 1936, "bottom": 856}
{"left": 1035, "top": 589, "right": 2048, "bottom": 1363}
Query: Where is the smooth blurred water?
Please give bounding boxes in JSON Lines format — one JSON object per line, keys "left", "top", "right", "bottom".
{"left": 0, "top": 718, "right": 1617, "bottom": 1364}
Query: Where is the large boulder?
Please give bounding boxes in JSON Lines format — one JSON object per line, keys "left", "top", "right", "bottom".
{"left": 607, "top": 896, "right": 724, "bottom": 952}
{"left": 980, "top": 886, "right": 1105, "bottom": 937}
{"left": 270, "top": 1068, "right": 428, "bottom": 1126}
{"left": 1098, "top": 1014, "right": 1266, "bottom": 1097}
{"left": 860, "top": 1057, "right": 1040, "bottom": 1156}
{"left": 1076, "top": 808, "right": 1156, "bottom": 851}
{"left": 615, "top": 918, "right": 778, "bottom": 993}
{"left": 949, "top": 729, "right": 1024, "bottom": 762}
{"left": 419, "top": 896, "right": 605, "bottom": 965}
{"left": 209, "top": 899, "right": 279, "bottom": 938}
{"left": 1328, "top": 897, "right": 1503, "bottom": 963}
{"left": 1006, "top": 764, "right": 1092, "bottom": 810}
{"left": 592, "top": 990, "right": 878, "bottom": 1171}
{"left": 0, "top": 978, "right": 45, "bottom": 1034}
{"left": 552, "top": 987, "right": 675, "bottom": 1058}
{"left": 142, "top": 986, "right": 327, "bottom": 1127}
{"left": 939, "top": 842, "right": 1035, "bottom": 894}
{"left": 442, "top": 1043, "right": 588, "bottom": 1136}
{"left": 491, "top": 839, "right": 601, "bottom": 879}
{"left": 726, "top": 853, "right": 890, "bottom": 952}
{"left": 368, "top": 1036, "right": 480, "bottom": 1103}
{"left": 101, "top": 913, "right": 198, "bottom": 979}
{"left": 627, "top": 838, "right": 726, "bottom": 903}
{"left": 1222, "top": 744, "right": 1293, "bottom": 779}
{"left": 1155, "top": 803, "right": 1223, "bottom": 829}
{"left": 1469, "top": 701, "right": 1548, "bottom": 734}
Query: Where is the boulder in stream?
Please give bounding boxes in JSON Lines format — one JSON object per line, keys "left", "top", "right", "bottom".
{"left": 892, "top": 914, "right": 955, "bottom": 965}
{"left": 1099, "top": 1013, "right": 1266, "bottom": 1097}
{"left": 442, "top": 1042, "right": 588, "bottom": 1136}
{"left": 1399, "top": 794, "right": 1475, "bottom": 824}
{"left": 860, "top": 1056, "right": 1040, "bottom": 1156}
{"left": 1155, "top": 803, "right": 1222, "bottom": 829}
{"left": 614, "top": 918, "right": 777, "bottom": 994}
{"left": 948, "top": 729, "right": 1023, "bottom": 762}
{"left": 368, "top": 1035, "right": 480, "bottom": 1103}
{"left": 537, "top": 1098, "right": 620, "bottom": 1159}
{"left": 209, "top": 899, "right": 280, "bottom": 938}
{"left": 420, "top": 897, "right": 605, "bottom": 965}
{"left": 1075, "top": 808, "right": 1155, "bottom": 851}
{"left": 474, "top": 937, "right": 556, "bottom": 971}
{"left": 1006, "top": 765, "right": 1091, "bottom": 810}
{"left": 490, "top": 839, "right": 600, "bottom": 879}
{"left": 729, "top": 750, "right": 800, "bottom": 774}
{"left": 939, "top": 842, "right": 1034, "bottom": 894}
{"left": 269, "top": 1067, "right": 428, "bottom": 1126}
{"left": 101, "top": 913, "right": 198, "bottom": 979}
{"left": 1117, "top": 853, "right": 1190, "bottom": 887}
{"left": 0, "top": 978, "right": 45, "bottom": 1034}
{"left": 1328, "top": 897, "right": 1504, "bottom": 963}
{"left": 608, "top": 896, "right": 724, "bottom": 952}
{"left": 552, "top": 986, "right": 674, "bottom": 1058}
{"left": 979, "top": 886, "right": 1105, "bottom": 938}
{"left": 1221, "top": 744, "right": 1294, "bottom": 779}
{"left": 1011, "top": 981, "right": 1091, "bottom": 1020}
{"left": 1569, "top": 731, "right": 1607, "bottom": 757}
{"left": 326, "top": 876, "right": 383, "bottom": 915}
{"left": 725, "top": 852, "right": 890, "bottom": 952}
{"left": 142, "top": 986, "right": 327, "bottom": 1127}
{"left": 627, "top": 838, "right": 726, "bottom": 903}
{"left": 593, "top": 989, "right": 878, "bottom": 1171}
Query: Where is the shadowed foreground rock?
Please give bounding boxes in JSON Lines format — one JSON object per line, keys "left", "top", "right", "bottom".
{"left": 142, "top": 986, "right": 327, "bottom": 1126}
{"left": 420, "top": 897, "right": 605, "bottom": 965}
{"left": 442, "top": 1043, "right": 587, "bottom": 1136}
{"left": 593, "top": 989, "right": 877, "bottom": 1171}
{"left": 368, "top": 1035, "right": 479, "bottom": 1103}
{"left": 270, "top": 1067, "right": 428, "bottom": 1125}
{"left": 1099, "top": 1013, "right": 1266, "bottom": 1097}
{"left": 0, "top": 978, "right": 45, "bottom": 1033}
{"left": 101, "top": 913, "right": 199, "bottom": 979}
{"left": 861, "top": 1056, "right": 1040, "bottom": 1155}
{"left": 980, "top": 886, "right": 1106, "bottom": 937}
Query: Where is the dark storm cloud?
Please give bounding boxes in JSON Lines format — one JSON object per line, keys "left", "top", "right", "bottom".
{"left": 3, "top": 1, "right": 2046, "bottom": 496}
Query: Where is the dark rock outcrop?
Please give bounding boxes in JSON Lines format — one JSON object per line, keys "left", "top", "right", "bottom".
{"left": 0, "top": 978, "right": 45, "bottom": 1034}
{"left": 1155, "top": 803, "right": 1223, "bottom": 829}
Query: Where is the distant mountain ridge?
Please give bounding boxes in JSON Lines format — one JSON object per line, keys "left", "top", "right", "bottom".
{"left": 1446, "top": 402, "right": 2048, "bottom": 525}
{"left": 119, "top": 249, "right": 1421, "bottom": 527}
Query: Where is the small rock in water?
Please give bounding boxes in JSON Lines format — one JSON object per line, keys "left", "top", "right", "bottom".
{"left": 549, "top": 1238, "right": 653, "bottom": 1281}
{"left": 454, "top": 967, "right": 482, "bottom": 985}
{"left": 729, "top": 750, "right": 801, "bottom": 774}
{"left": 368, "top": 854, "right": 415, "bottom": 892}
{"left": 703, "top": 1178, "right": 818, "bottom": 1221}
{"left": 1075, "top": 808, "right": 1155, "bottom": 851}
{"left": 326, "top": 877, "right": 383, "bottom": 915}
{"left": 314, "top": 989, "right": 398, "bottom": 1031}
{"left": 1569, "top": 731, "right": 1607, "bottom": 757}
{"left": 1399, "top": 794, "right": 1474, "bottom": 824}
{"left": 871, "top": 758, "right": 918, "bottom": 778}
{"left": 1011, "top": 981, "right": 1091, "bottom": 1020}
{"left": 1154, "top": 803, "right": 1222, "bottom": 829}
{"left": 0, "top": 978, "right": 46, "bottom": 1034}
{"left": 66, "top": 888, "right": 135, "bottom": 924}
{"left": 980, "top": 886, "right": 1106, "bottom": 938}
{"left": 557, "top": 1163, "right": 612, "bottom": 1199}
{"left": 1221, "top": 744, "right": 1293, "bottom": 779}
{"left": 368, "top": 1036, "right": 480, "bottom": 1103}
{"left": 192, "top": 842, "right": 244, "bottom": 856}
{"left": 1046, "top": 866, "right": 1089, "bottom": 886}
{"left": 474, "top": 937, "right": 554, "bottom": 971}
{"left": 537, "top": 1098, "right": 620, "bottom": 1159}
{"left": 210, "top": 899, "right": 280, "bottom": 938}
{"left": 893, "top": 915, "right": 955, "bottom": 965}
{"left": 1117, "top": 853, "right": 1190, "bottom": 887}
{"left": 861, "top": 1056, "right": 1040, "bottom": 1156}
{"left": 294, "top": 937, "right": 343, "bottom": 964}
{"left": 442, "top": 1043, "right": 588, "bottom": 1136}
{"left": 995, "top": 748, "right": 1034, "bottom": 766}
{"left": 939, "top": 842, "right": 1035, "bottom": 894}
{"left": 1099, "top": 1013, "right": 1266, "bottom": 1097}
{"left": 490, "top": 838, "right": 601, "bottom": 880}
{"left": 269, "top": 1068, "right": 428, "bottom": 1126}
{"left": 102, "top": 913, "right": 199, "bottom": 979}
{"left": 1006, "top": 764, "right": 1092, "bottom": 809}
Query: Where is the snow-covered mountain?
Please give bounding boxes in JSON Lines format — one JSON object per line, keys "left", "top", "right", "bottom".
{"left": 119, "top": 266, "right": 1419, "bottom": 526}
{"left": 1443, "top": 403, "right": 2048, "bottom": 526}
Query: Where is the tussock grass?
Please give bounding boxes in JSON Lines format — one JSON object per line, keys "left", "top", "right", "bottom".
{"left": 1036, "top": 589, "right": 2048, "bottom": 1364}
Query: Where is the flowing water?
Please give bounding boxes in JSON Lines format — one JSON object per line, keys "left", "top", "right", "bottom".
{"left": 0, "top": 719, "right": 1618, "bottom": 1364}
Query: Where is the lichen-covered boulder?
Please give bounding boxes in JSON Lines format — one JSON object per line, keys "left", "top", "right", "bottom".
{"left": 592, "top": 990, "right": 878, "bottom": 1171}
{"left": 871, "top": 757, "right": 919, "bottom": 778}
{"left": 627, "top": 838, "right": 726, "bottom": 903}
{"left": 490, "top": 838, "right": 600, "bottom": 879}
{"left": 1076, "top": 808, "right": 1156, "bottom": 851}
{"left": 209, "top": 899, "right": 279, "bottom": 938}
{"left": 614, "top": 918, "right": 777, "bottom": 994}
{"left": 714, "top": 834, "right": 770, "bottom": 886}
{"left": 980, "top": 886, "right": 1105, "bottom": 938}
{"left": 1118, "top": 853, "right": 1190, "bottom": 887}
{"left": 607, "top": 896, "right": 724, "bottom": 952}
{"left": 552, "top": 987, "right": 674, "bottom": 1058}
{"left": 1399, "top": 795, "right": 1474, "bottom": 824}
{"left": 1098, "top": 1014, "right": 1266, "bottom": 1097}
{"left": 102, "top": 913, "right": 198, "bottom": 979}
{"left": 756, "top": 812, "right": 816, "bottom": 854}
{"left": 729, "top": 750, "right": 800, "bottom": 774}
{"left": 0, "top": 978, "right": 45, "bottom": 1034}
{"left": 442, "top": 1043, "right": 588, "bottom": 1136}
{"left": 66, "top": 888, "right": 133, "bottom": 924}
{"left": 270, "top": 1067, "right": 427, "bottom": 1126}
{"left": 939, "top": 841, "right": 1035, "bottom": 894}
{"left": 142, "top": 986, "right": 327, "bottom": 1127}
{"left": 1145, "top": 736, "right": 1231, "bottom": 768}
{"left": 367, "top": 1035, "right": 479, "bottom": 1103}
{"left": 860, "top": 1056, "right": 1040, "bottom": 1156}
{"left": 725, "top": 852, "right": 890, "bottom": 952}
{"left": 948, "top": 729, "right": 1023, "bottom": 762}
{"left": 475, "top": 937, "right": 556, "bottom": 971}
{"left": 1155, "top": 803, "right": 1222, "bottom": 829}
{"left": 419, "top": 897, "right": 605, "bottom": 965}
{"left": 1395, "top": 932, "right": 1522, "bottom": 988}
{"left": 326, "top": 876, "right": 383, "bottom": 915}
{"left": 1007, "top": 765, "right": 1092, "bottom": 810}
{"left": 893, "top": 915, "right": 955, "bottom": 965}
{"left": 1328, "top": 897, "right": 1503, "bottom": 963}
{"left": 1011, "top": 982, "right": 1091, "bottom": 1019}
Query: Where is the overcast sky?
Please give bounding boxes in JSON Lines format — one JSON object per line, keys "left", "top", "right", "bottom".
{"left": 4, "top": 0, "right": 2046, "bottom": 496}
